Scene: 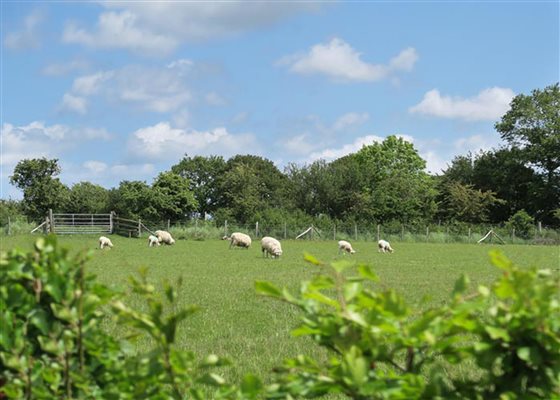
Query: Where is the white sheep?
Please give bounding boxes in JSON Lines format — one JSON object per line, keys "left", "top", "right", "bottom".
{"left": 338, "top": 240, "right": 356, "bottom": 254}
{"left": 229, "top": 232, "right": 252, "bottom": 249}
{"left": 378, "top": 239, "right": 394, "bottom": 253}
{"left": 155, "top": 230, "right": 175, "bottom": 245}
{"left": 99, "top": 236, "right": 113, "bottom": 249}
{"left": 261, "top": 236, "right": 282, "bottom": 258}
{"left": 148, "top": 235, "right": 160, "bottom": 247}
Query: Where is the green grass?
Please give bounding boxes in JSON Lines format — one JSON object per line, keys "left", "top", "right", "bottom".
{"left": 1, "top": 234, "right": 559, "bottom": 385}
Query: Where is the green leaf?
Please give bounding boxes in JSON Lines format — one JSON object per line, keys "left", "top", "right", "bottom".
{"left": 303, "top": 253, "right": 322, "bottom": 266}
{"left": 240, "top": 374, "right": 263, "bottom": 398}
{"left": 343, "top": 282, "right": 361, "bottom": 302}
{"left": 254, "top": 281, "right": 283, "bottom": 299}
{"left": 489, "top": 251, "right": 512, "bottom": 271}
{"left": 452, "top": 274, "right": 470, "bottom": 297}
{"left": 358, "top": 264, "right": 378, "bottom": 282}
{"left": 304, "top": 291, "right": 340, "bottom": 309}
{"left": 485, "top": 326, "right": 510, "bottom": 342}
{"left": 331, "top": 260, "right": 351, "bottom": 274}
{"left": 29, "top": 309, "right": 50, "bottom": 335}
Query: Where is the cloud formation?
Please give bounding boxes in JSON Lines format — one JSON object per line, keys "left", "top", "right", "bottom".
{"left": 4, "top": 9, "right": 44, "bottom": 50}
{"left": 63, "top": 11, "right": 178, "bottom": 56}
{"left": 409, "top": 87, "right": 515, "bottom": 121}
{"left": 279, "top": 38, "right": 418, "bottom": 82}
{"left": 62, "top": 3, "right": 318, "bottom": 56}
{"left": 60, "top": 62, "right": 194, "bottom": 114}
{"left": 127, "top": 122, "right": 258, "bottom": 162}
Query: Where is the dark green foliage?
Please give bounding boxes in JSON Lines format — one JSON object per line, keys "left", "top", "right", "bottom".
{"left": 495, "top": 83, "right": 560, "bottom": 223}
{"left": 440, "top": 181, "right": 505, "bottom": 223}
{"left": 109, "top": 181, "right": 158, "bottom": 222}
{"left": 9, "top": 158, "right": 70, "bottom": 221}
{"left": 506, "top": 209, "right": 535, "bottom": 239}
{"left": 171, "top": 155, "right": 227, "bottom": 216}
{"left": 152, "top": 171, "right": 198, "bottom": 221}
{"left": 0, "top": 236, "right": 237, "bottom": 399}
{"left": 68, "top": 182, "right": 110, "bottom": 214}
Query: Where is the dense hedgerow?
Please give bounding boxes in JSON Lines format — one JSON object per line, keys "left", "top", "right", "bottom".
{"left": 1, "top": 236, "right": 558, "bottom": 399}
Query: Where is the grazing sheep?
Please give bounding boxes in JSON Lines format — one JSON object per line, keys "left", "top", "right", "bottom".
{"left": 148, "top": 235, "right": 160, "bottom": 247}
{"left": 229, "top": 232, "right": 252, "bottom": 249}
{"left": 155, "top": 230, "right": 175, "bottom": 245}
{"left": 99, "top": 236, "right": 113, "bottom": 249}
{"left": 338, "top": 240, "right": 356, "bottom": 254}
{"left": 378, "top": 239, "right": 394, "bottom": 253}
{"left": 261, "top": 236, "right": 282, "bottom": 258}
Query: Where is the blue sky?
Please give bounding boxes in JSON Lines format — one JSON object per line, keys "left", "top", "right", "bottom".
{"left": 1, "top": 1, "right": 558, "bottom": 199}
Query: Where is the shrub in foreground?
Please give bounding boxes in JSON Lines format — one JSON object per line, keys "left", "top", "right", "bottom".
{"left": 1, "top": 237, "right": 558, "bottom": 399}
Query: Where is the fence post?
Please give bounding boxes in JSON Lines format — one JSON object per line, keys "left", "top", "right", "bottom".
{"left": 45, "top": 216, "right": 50, "bottom": 234}
{"left": 446, "top": 226, "right": 449, "bottom": 243}
{"left": 333, "top": 224, "right": 336, "bottom": 240}
{"left": 138, "top": 219, "right": 142, "bottom": 237}
{"left": 110, "top": 212, "right": 114, "bottom": 233}
{"left": 167, "top": 219, "right": 171, "bottom": 230}
{"left": 377, "top": 224, "right": 380, "bottom": 242}
{"left": 256, "top": 221, "right": 259, "bottom": 238}
{"left": 354, "top": 224, "right": 358, "bottom": 241}
{"left": 284, "top": 222, "right": 287, "bottom": 239}
{"left": 512, "top": 227, "right": 516, "bottom": 242}
{"left": 195, "top": 218, "right": 198, "bottom": 231}
{"left": 48, "top": 209, "right": 54, "bottom": 233}
{"left": 224, "top": 220, "right": 228, "bottom": 237}
{"left": 468, "top": 227, "right": 471, "bottom": 242}
{"left": 401, "top": 224, "right": 404, "bottom": 241}
{"left": 426, "top": 226, "right": 429, "bottom": 242}
{"left": 538, "top": 221, "right": 542, "bottom": 234}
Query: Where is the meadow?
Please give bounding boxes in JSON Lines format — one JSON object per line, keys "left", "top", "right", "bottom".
{"left": 1, "top": 234, "right": 559, "bottom": 385}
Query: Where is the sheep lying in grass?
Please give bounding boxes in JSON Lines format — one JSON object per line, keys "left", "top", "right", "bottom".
{"left": 261, "top": 236, "right": 282, "bottom": 258}
{"left": 155, "top": 230, "right": 175, "bottom": 245}
{"left": 378, "top": 239, "right": 394, "bottom": 253}
{"left": 148, "top": 235, "right": 160, "bottom": 247}
{"left": 229, "top": 232, "right": 252, "bottom": 249}
{"left": 338, "top": 240, "right": 356, "bottom": 254}
{"left": 99, "top": 236, "right": 113, "bottom": 249}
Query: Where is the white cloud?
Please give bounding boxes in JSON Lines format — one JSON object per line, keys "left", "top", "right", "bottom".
{"left": 1, "top": 121, "right": 112, "bottom": 167}
{"left": 63, "top": 11, "right": 178, "bottom": 56}
{"left": 60, "top": 63, "right": 193, "bottom": 114}
{"left": 42, "top": 59, "right": 89, "bottom": 76}
{"left": 333, "top": 112, "right": 370, "bottom": 131}
{"left": 127, "top": 122, "right": 258, "bottom": 161}
{"left": 63, "top": 3, "right": 318, "bottom": 56}
{"left": 205, "top": 92, "right": 226, "bottom": 106}
{"left": 279, "top": 38, "right": 418, "bottom": 82}
{"left": 454, "top": 133, "right": 502, "bottom": 153}
{"left": 83, "top": 160, "right": 108, "bottom": 174}
{"left": 283, "top": 134, "right": 318, "bottom": 156}
{"left": 4, "top": 9, "right": 44, "bottom": 50}
{"left": 409, "top": 87, "right": 515, "bottom": 121}
{"left": 61, "top": 94, "right": 87, "bottom": 114}
{"left": 308, "top": 135, "right": 383, "bottom": 162}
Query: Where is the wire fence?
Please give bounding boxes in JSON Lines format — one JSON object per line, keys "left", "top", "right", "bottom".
{"left": 3, "top": 214, "right": 559, "bottom": 245}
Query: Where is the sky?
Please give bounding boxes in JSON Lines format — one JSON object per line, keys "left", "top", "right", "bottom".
{"left": 1, "top": 1, "right": 559, "bottom": 199}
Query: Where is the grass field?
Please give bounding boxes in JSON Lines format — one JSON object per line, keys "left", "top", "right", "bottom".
{"left": 1, "top": 234, "right": 559, "bottom": 386}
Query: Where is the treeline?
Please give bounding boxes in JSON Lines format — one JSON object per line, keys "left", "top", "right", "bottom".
{"left": 3, "top": 84, "right": 559, "bottom": 231}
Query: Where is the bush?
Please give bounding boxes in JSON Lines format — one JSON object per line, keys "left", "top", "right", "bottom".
{"left": 257, "top": 253, "right": 560, "bottom": 399}
{"left": 506, "top": 209, "right": 535, "bottom": 239}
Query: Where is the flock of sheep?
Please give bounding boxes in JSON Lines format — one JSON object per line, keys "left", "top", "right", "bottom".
{"left": 99, "top": 230, "right": 394, "bottom": 256}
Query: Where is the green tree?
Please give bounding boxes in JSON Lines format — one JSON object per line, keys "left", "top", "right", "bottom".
{"left": 506, "top": 209, "right": 535, "bottom": 239}
{"left": 152, "top": 171, "right": 197, "bottom": 222}
{"left": 218, "top": 155, "right": 289, "bottom": 223}
{"left": 442, "top": 181, "right": 505, "bottom": 223}
{"left": 109, "top": 181, "right": 158, "bottom": 221}
{"left": 68, "top": 182, "right": 110, "bottom": 214}
{"left": 171, "top": 155, "right": 226, "bottom": 216}
{"left": 355, "top": 135, "right": 437, "bottom": 223}
{"left": 495, "top": 83, "right": 560, "bottom": 223}
{"left": 9, "top": 158, "right": 70, "bottom": 221}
